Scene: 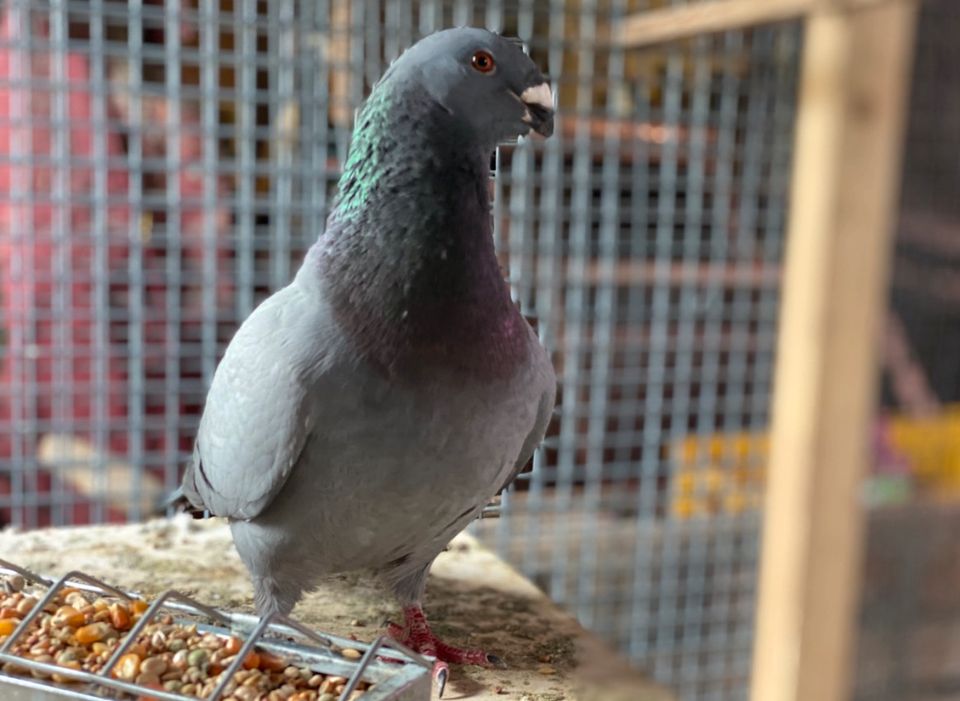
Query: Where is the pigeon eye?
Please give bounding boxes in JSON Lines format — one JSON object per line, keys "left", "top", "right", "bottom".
{"left": 470, "top": 50, "right": 495, "bottom": 73}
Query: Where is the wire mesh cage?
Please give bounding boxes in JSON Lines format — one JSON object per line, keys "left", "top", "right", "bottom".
{"left": 0, "top": 2, "right": 800, "bottom": 700}
{"left": 481, "top": 14, "right": 800, "bottom": 700}
{"left": 0, "top": 1, "right": 955, "bottom": 701}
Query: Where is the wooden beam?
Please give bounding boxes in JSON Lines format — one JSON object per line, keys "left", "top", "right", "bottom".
{"left": 750, "top": 2, "right": 918, "bottom": 701}
{"left": 568, "top": 259, "right": 780, "bottom": 288}
{"left": 614, "top": 0, "right": 900, "bottom": 48}
{"left": 37, "top": 434, "right": 166, "bottom": 516}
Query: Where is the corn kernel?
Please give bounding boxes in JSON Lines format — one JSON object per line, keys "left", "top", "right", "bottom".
{"left": 113, "top": 652, "right": 142, "bottom": 681}
{"left": 52, "top": 606, "right": 85, "bottom": 628}
{"left": 0, "top": 618, "right": 19, "bottom": 636}
{"left": 223, "top": 636, "right": 242, "bottom": 656}
{"left": 108, "top": 603, "right": 131, "bottom": 631}
{"left": 75, "top": 622, "right": 110, "bottom": 645}
{"left": 258, "top": 651, "right": 286, "bottom": 672}
{"left": 242, "top": 651, "right": 260, "bottom": 670}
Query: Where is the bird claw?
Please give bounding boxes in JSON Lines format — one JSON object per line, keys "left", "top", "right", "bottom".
{"left": 434, "top": 663, "right": 449, "bottom": 698}
{"left": 383, "top": 603, "right": 505, "bottom": 699}
{"left": 486, "top": 653, "right": 507, "bottom": 669}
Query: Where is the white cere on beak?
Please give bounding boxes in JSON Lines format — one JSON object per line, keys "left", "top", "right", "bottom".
{"left": 520, "top": 83, "right": 554, "bottom": 111}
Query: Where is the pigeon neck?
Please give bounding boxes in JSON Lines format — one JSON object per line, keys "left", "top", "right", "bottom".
{"left": 309, "top": 87, "right": 527, "bottom": 376}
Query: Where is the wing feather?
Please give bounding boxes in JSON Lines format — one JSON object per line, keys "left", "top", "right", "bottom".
{"left": 497, "top": 349, "right": 556, "bottom": 495}
{"left": 181, "top": 285, "right": 328, "bottom": 520}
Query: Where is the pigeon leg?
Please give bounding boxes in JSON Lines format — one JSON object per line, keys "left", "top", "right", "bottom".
{"left": 386, "top": 605, "right": 504, "bottom": 696}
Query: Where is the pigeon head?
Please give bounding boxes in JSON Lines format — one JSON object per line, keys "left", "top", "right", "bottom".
{"left": 378, "top": 27, "right": 555, "bottom": 147}
{"left": 317, "top": 28, "right": 553, "bottom": 373}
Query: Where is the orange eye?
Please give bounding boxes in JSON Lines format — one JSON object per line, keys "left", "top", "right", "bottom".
{"left": 471, "top": 50, "right": 495, "bottom": 73}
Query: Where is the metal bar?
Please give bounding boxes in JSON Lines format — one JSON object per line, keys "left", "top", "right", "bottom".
{"left": 15, "top": 2, "right": 297, "bottom": 28}
{"left": 125, "top": 0, "right": 147, "bottom": 527}
{"left": 337, "top": 634, "right": 428, "bottom": 701}
{"left": 384, "top": 0, "right": 400, "bottom": 64}
{"left": 159, "top": 0, "right": 184, "bottom": 525}
{"left": 550, "top": 0, "right": 597, "bottom": 604}
{"left": 16, "top": 0, "right": 39, "bottom": 530}
{"left": 49, "top": 0, "right": 70, "bottom": 527}
{"left": 199, "top": 0, "right": 219, "bottom": 389}
{"left": 235, "top": 0, "right": 256, "bottom": 320}
{"left": 620, "top": 31, "right": 656, "bottom": 664}
{"left": 486, "top": 0, "right": 504, "bottom": 31}
{"left": 363, "top": 0, "right": 381, "bottom": 90}
{"left": 269, "top": 614, "right": 334, "bottom": 650}
{"left": 645, "top": 42, "right": 684, "bottom": 684}
{"left": 452, "top": 0, "right": 470, "bottom": 27}
{"left": 101, "top": 591, "right": 231, "bottom": 679}
{"left": 576, "top": 0, "right": 623, "bottom": 629}
{"left": 683, "top": 27, "right": 745, "bottom": 682}
{"left": 88, "top": 0, "right": 110, "bottom": 525}
{"left": 0, "top": 558, "right": 429, "bottom": 699}
{"left": 298, "top": 0, "right": 318, "bottom": 255}
{"left": 418, "top": 0, "right": 441, "bottom": 35}
{"left": 344, "top": 0, "right": 362, "bottom": 163}
{"left": 206, "top": 613, "right": 274, "bottom": 701}
{"left": 0, "top": 560, "right": 52, "bottom": 587}
{"left": 4, "top": 0, "right": 28, "bottom": 529}
{"left": 269, "top": 0, "right": 295, "bottom": 291}
{"left": 0, "top": 570, "right": 130, "bottom": 654}
{"left": 671, "top": 32, "right": 713, "bottom": 689}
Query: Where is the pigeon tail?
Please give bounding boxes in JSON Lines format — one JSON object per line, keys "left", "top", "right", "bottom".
{"left": 162, "top": 485, "right": 209, "bottom": 519}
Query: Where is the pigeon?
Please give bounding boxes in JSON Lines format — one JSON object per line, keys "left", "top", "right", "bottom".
{"left": 178, "top": 27, "right": 556, "bottom": 694}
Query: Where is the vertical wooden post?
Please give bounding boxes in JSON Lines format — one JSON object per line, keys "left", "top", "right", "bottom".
{"left": 751, "top": 2, "right": 918, "bottom": 701}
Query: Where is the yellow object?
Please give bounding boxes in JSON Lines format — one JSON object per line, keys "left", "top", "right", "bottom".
{"left": 887, "top": 405, "right": 960, "bottom": 494}
{"left": 670, "top": 431, "right": 769, "bottom": 519}
{"left": 669, "top": 404, "right": 960, "bottom": 519}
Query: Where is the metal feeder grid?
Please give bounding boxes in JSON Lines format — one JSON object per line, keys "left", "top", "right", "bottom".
{"left": 0, "top": 559, "right": 432, "bottom": 701}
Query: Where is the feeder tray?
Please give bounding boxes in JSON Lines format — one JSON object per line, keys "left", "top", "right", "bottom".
{"left": 0, "top": 559, "right": 431, "bottom": 701}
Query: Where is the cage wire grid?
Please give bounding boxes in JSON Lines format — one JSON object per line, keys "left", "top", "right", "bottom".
{"left": 0, "top": 1, "right": 803, "bottom": 700}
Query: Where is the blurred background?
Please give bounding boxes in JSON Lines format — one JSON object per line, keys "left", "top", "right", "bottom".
{"left": 0, "top": 1, "right": 956, "bottom": 700}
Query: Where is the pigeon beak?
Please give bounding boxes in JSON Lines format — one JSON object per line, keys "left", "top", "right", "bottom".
{"left": 519, "top": 82, "right": 555, "bottom": 137}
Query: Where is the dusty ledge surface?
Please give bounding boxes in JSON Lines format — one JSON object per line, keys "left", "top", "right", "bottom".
{"left": 0, "top": 515, "right": 672, "bottom": 701}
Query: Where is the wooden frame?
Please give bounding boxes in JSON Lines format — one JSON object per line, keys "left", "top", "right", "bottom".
{"left": 614, "top": 0, "right": 907, "bottom": 47}
{"left": 753, "top": 2, "right": 918, "bottom": 699}
{"left": 616, "top": 0, "right": 919, "bottom": 700}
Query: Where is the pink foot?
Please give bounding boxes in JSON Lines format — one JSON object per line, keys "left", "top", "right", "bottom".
{"left": 385, "top": 605, "right": 505, "bottom": 697}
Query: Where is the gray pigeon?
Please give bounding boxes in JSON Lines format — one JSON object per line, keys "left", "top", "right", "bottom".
{"left": 179, "top": 27, "right": 556, "bottom": 693}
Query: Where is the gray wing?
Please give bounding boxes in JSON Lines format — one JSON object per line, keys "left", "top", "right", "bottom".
{"left": 497, "top": 360, "right": 557, "bottom": 495}
{"left": 181, "top": 284, "right": 330, "bottom": 520}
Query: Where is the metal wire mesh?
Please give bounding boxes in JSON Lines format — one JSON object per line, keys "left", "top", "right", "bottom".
{"left": 0, "top": 2, "right": 805, "bottom": 700}
{"left": 480, "top": 14, "right": 801, "bottom": 700}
